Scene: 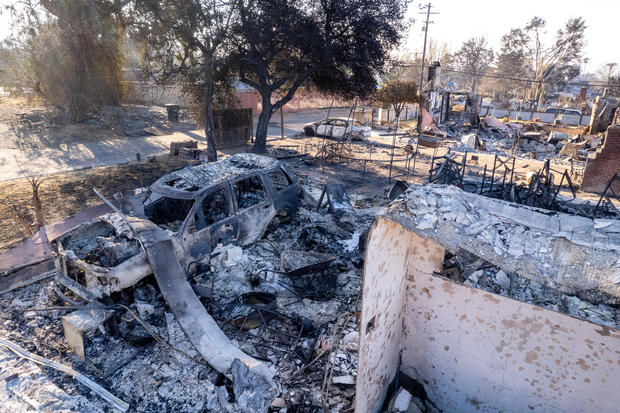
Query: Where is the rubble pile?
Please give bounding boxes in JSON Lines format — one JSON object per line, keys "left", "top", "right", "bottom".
{"left": 200, "top": 205, "right": 373, "bottom": 411}
{"left": 0, "top": 130, "right": 616, "bottom": 412}
{"left": 441, "top": 253, "right": 620, "bottom": 330}
{"left": 0, "top": 344, "right": 103, "bottom": 412}
{"left": 383, "top": 387, "right": 440, "bottom": 413}
{"left": 387, "top": 184, "right": 620, "bottom": 324}
{"left": 0, "top": 191, "right": 375, "bottom": 412}
{"left": 443, "top": 115, "right": 605, "bottom": 162}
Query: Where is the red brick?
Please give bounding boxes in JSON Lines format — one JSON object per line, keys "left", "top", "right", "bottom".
{"left": 581, "top": 126, "right": 620, "bottom": 193}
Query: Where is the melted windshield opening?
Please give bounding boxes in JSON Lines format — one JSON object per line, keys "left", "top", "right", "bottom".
{"left": 144, "top": 193, "right": 194, "bottom": 232}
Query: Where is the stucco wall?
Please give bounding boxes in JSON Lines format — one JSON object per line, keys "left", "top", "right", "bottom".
{"left": 356, "top": 215, "right": 620, "bottom": 413}
{"left": 355, "top": 218, "right": 417, "bottom": 413}
{"left": 401, "top": 268, "right": 620, "bottom": 413}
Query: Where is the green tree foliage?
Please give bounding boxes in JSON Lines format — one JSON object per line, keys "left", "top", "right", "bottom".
{"left": 230, "top": 0, "right": 407, "bottom": 153}
{"left": 494, "top": 28, "right": 529, "bottom": 101}
{"left": 0, "top": 40, "right": 28, "bottom": 91}
{"left": 374, "top": 80, "right": 418, "bottom": 127}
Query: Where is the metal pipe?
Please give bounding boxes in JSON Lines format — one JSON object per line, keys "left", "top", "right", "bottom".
{"left": 489, "top": 154, "right": 498, "bottom": 192}
{"left": 480, "top": 164, "right": 487, "bottom": 194}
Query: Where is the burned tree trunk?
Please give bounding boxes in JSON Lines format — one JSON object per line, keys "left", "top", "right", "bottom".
{"left": 393, "top": 102, "right": 405, "bottom": 130}
{"left": 27, "top": 176, "right": 45, "bottom": 230}
{"left": 203, "top": 57, "right": 218, "bottom": 162}
{"left": 253, "top": 95, "right": 273, "bottom": 153}
{"left": 32, "top": 189, "right": 45, "bottom": 230}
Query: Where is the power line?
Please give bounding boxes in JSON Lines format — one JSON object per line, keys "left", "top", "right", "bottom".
{"left": 416, "top": 2, "right": 439, "bottom": 133}
{"left": 396, "top": 63, "right": 618, "bottom": 88}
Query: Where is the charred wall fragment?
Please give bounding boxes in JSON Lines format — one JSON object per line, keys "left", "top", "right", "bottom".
{"left": 357, "top": 184, "right": 620, "bottom": 413}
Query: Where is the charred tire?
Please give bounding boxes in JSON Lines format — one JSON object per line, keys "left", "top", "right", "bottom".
{"left": 304, "top": 126, "right": 315, "bottom": 136}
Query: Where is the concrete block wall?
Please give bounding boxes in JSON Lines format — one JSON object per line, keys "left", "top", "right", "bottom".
{"left": 581, "top": 126, "right": 620, "bottom": 194}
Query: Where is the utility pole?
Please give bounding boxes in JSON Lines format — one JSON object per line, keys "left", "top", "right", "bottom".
{"left": 416, "top": 2, "right": 439, "bottom": 134}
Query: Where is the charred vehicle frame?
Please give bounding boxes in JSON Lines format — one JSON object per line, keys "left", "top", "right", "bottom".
{"left": 52, "top": 154, "right": 301, "bottom": 298}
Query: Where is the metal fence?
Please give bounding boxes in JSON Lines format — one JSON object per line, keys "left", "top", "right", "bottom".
{"left": 479, "top": 107, "right": 590, "bottom": 126}
{"left": 278, "top": 132, "right": 427, "bottom": 185}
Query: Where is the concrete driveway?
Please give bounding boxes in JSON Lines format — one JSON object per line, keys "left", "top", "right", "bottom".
{"left": 0, "top": 108, "right": 351, "bottom": 182}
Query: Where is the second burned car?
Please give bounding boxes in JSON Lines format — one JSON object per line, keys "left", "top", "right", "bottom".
{"left": 303, "top": 117, "right": 371, "bottom": 140}
{"left": 53, "top": 153, "right": 300, "bottom": 297}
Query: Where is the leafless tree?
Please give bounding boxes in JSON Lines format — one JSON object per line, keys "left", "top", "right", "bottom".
{"left": 524, "top": 16, "right": 586, "bottom": 104}
{"left": 453, "top": 36, "right": 494, "bottom": 93}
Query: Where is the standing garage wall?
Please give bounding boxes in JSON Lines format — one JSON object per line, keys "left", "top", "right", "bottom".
{"left": 356, "top": 211, "right": 620, "bottom": 413}
{"left": 356, "top": 219, "right": 416, "bottom": 413}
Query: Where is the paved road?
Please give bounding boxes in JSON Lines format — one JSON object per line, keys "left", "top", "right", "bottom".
{"left": 0, "top": 108, "right": 351, "bottom": 182}
{"left": 262, "top": 107, "right": 352, "bottom": 137}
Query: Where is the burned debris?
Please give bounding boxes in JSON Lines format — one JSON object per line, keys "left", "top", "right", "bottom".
{"left": 54, "top": 214, "right": 148, "bottom": 298}
{"left": 443, "top": 254, "right": 620, "bottom": 330}
{"left": 0, "top": 139, "right": 618, "bottom": 413}
{"left": 53, "top": 153, "right": 301, "bottom": 301}
{"left": 357, "top": 184, "right": 620, "bottom": 413}
{"left": 0, "top": 153, "right": 379, "bottom": 412}
{"left": 3, "top": 0, "right": 620, "bottom": 411}
{"left": 0, "top": 96, "right": 618, "bottom": 413}
{"left": 387, "top": 184, "right": 620, "bottom": 301}
{"left": 427, "top": 150, "right": 620, "bottom": 219}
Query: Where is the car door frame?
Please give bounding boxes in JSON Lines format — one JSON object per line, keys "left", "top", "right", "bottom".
{"left": 330, "top": 119, "right": 347, "bottom": 139}
{"left": 262, "top": 166, "right": 300, "bottom": 216}
{"left": 179, "top": 182, "right": 238, "bottom": 262}
{"left": 231, "top": 173, "right": 276, "bottom": 245}
{"left": 316, "top": 119, "right": 333, "bottom": 137}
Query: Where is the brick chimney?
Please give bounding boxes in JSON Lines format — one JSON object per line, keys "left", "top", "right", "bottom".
{"left": 581, "top": 126, "right": 620, "bottom": 193}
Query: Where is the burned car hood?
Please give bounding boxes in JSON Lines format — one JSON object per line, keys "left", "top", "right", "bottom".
{"left": 54, "top": 213, "right": 141, "bottom": 268}
{"left": 53, "top": 213, "right": 155, "bottom": 298}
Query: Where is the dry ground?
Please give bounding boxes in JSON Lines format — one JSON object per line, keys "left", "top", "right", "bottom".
{"left": 0, "top": 132, "right": 601, "bottom": 252}
{"left": 0, "top": 96, "right": 174, "bottom": 150}
{"left": 0, "top": 155, "right": 194, "bottom": 251}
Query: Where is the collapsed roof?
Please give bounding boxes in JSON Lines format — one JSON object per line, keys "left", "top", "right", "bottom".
{"left": 385, "top": 184, "right": 620, "bottom": 304}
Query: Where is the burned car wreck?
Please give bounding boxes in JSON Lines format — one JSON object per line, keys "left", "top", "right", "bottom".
{"left": 45, "top": 154, "right": 305, "bottom": 410}
{"left": 53, "top": 153, "right": 300, "bottom": 298}
{"left": 20, "top": 152, "right": 371, "bottom": 412}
